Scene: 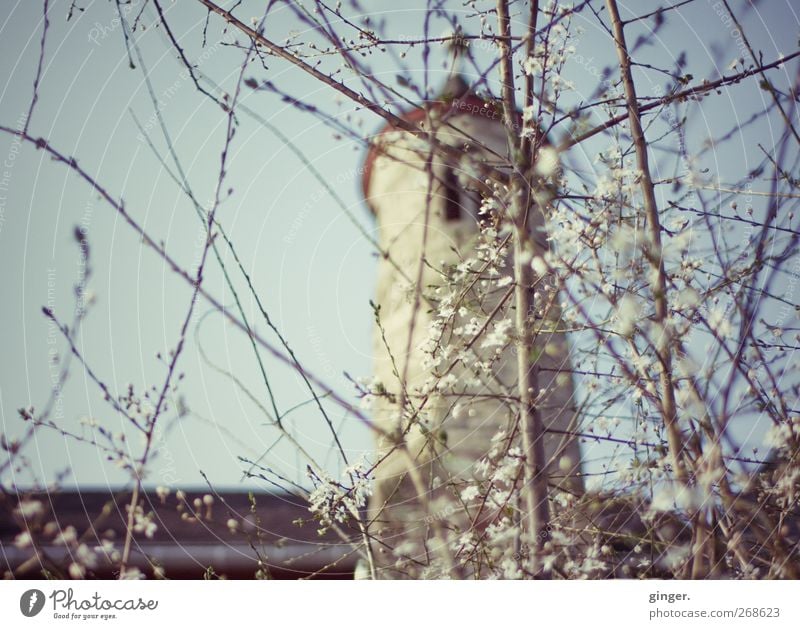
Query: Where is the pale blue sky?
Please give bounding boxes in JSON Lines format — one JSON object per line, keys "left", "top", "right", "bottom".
{"left": 0, "top": 0, "right": 797, "bottom": 491}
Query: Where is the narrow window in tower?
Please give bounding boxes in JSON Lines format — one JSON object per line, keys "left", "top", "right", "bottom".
{"left": 442, "top": 166, "right": 461, "bottom": 221}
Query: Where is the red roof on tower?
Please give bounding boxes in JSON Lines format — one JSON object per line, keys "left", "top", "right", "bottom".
{"left": 360, "top": 75, "right": 502, "bottom": 211}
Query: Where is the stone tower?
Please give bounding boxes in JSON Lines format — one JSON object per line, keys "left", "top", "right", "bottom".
{"left": 361, "top": 76, "right": 582, "bottom": 577}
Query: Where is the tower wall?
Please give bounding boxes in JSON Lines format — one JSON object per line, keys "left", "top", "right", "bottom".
{"left": 363, "top": 103, "right": 582, "bottom": 576}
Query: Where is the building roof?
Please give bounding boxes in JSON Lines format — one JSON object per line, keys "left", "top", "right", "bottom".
{"left": 1, "top": 489, "right": 359, "bottom": 579}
